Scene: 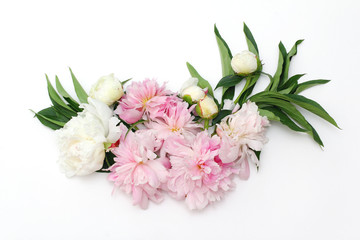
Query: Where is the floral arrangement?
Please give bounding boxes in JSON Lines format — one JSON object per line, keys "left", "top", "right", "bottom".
{"left": 32, "top": 23, "right": 338, "bottom": 210}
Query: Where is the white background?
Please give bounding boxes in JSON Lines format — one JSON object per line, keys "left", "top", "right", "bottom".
{"left": 1, "top": 0, "right": 359, "bottom": 239}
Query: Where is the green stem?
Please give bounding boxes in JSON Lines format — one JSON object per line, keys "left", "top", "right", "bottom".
{"left": 234, "top": 77, "right": 251, "bottom": 104}
{"left": 204, "top": 119, "right": 209, "bottom": 130}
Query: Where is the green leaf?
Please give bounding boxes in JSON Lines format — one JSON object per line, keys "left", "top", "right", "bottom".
{"left": 96, "top": 151, "right": 116, "bottom": 172}
{"left": 221, "top": 87, "right": 235, "bottom": 107}
{"left": 212, "top": 109, "right": 232, "bottom": 125}
{"left": 121, "top": 78, "right": 132, "bottom": 86}
{"left": 38, "top": 107, "right": 70, "bottom": 123}
{"left": 260, "top": 106, "right": 307, "bottom": 132}
{"left": 186, "top": 62, "right": 214, "bottom": 97}
{"left": 214, "top": 25, "right": 235, "bottom": 105}
{"left": 294, "top": 79, "right": 330, "bottom": 94}
{"left": 284, "top": 94, "right": 339, "bottom": 128}
{"left": 69, "top": 67, "right": 88, "bottom": 103}
{"left": 279, "top": 74, "right": 306, "bottom": 91}
{"left": 308, "top": 122, "right": 324, "bottom": 147}
{"left": 243, "top": 23, "right": 259, "bottom": 55}
{"left": 251, "top": 91, "right": 339, "bottom": 128}
{"left": 253, "top": 97, "right": 311, "bottom": 130}
{"left": 269, "top": 42, "right": 287, "bottom": 91}
{"left": 258, "top": 108, "right": 280, "bottom": 121}
{"left": 281, "top": 40, "right": 304, "bottom": 85}
{"left": 214, "top": 24, "right": 234, "bottom": 77}
{"left": 215, "top": 75, "right": 244, "bottom": 89}
{"left": 55, "top": 76, "right": 82, "bottom": 112}
{"left": 46, "top": 75, "right": 77, "bottom": 118}
{"left": 31, "top": 110, "right": 65, "bottom": 130}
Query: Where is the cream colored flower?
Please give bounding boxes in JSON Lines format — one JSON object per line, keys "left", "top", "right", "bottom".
{"left": 196, "top": 95, "right": 218, "bottom": 119}
{"left": 56, "top": 98, "right": 121, "bottom": 177}
{"left": 231, "top": 50, "right": 258, "bottom": 75}
{"left": 180, "top": 78, "right": 206, "bottom": 103}
{"left": 89, "top": 74, "right": 124, "bottom": 105}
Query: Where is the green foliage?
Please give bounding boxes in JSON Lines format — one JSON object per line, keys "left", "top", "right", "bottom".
{"left": 186, "top": 62, "right": 214, "bottom": 97}
{"left": 186, "top": 23, "right": 337, "bottom": 146}
{"left": 69, "top": 67, "right": 88, "bottom": 103}
{"left": 33, "top": 69, "right": 87, "bottom": 130}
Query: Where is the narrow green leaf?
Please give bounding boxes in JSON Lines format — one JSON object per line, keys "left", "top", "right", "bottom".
{"left": 121, "top": 78, "right": 132, "bottom": 86}
{"left": 308, "top": 123, "right": 324, "bottom": 147}
{"left": 279, "top": 74, "right": 306, "bottom": 91}
{"left": 251, "top": 91, "right": 339, "bottom": 128}
{"left": 38, "top": 107, "right": 70, "bottom": 123}
{"left": 294, "top": 79, "right": 330, "bottom": 94}
{"left": 186, "top": 62, "right": 214, "bottom": 97}
{"left": 31, "top": 110, "right": 65, "bottom": 130}
{"left": 258, "top": 108, "right": 280, "bottom": 121}
{"left": 284, "top": 94, "right": 339, "bottom": 128}
{"left": 243, "top": 23, "right": 259, "bottom": 55}
{"left": 214, "top": 24, "right": 234, "bottom": 77}
{"left": 214, "top": 25, "right": 235, "bottom": 104}
{"left": 55, "top": 75, "right": 81, "bottom": 112}
{"left": 221, "top": 87, "right": 235, "bottom": 107}
{"left": 269, "top": 42, "right": 287, "bottom": 91}
{"left": 281, "top": 40, "right": 304, "bottom": 84}
{"left": 215, "top": 75, "right": 244, "bottom": 89}
{"left": 46, "top": 75, "right": 77, "bottom": 118}
{"left": 69, "top": 67, "right": 88, "bottom": 103}
{"left": 253, "top": 97, "right": 312, "bottom": 130}
{"left": 212, "top": 109, "right": 232, "bottom": 125}
{"left": 260, "top": 106, "right": 307, "bottom": 132}
{"left": 96, "top": 151, "right": 116, "bottom": 172}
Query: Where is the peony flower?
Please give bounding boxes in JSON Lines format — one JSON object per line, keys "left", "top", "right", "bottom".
{"left": 115, "top": 78, "right": 172, "bottom": 124}
{"left": 145, "top": 101, "right": 201, "bottom": 141}
{"left": 179, "top": 78, "right": 206, "bottom": 104}
{"left": 89, "top": 74, "right": 124, "bottom": 106}
{"left": 217, "top": 101, "right": 269, "bottom": 167}
{"left": 231, "top": 50, "right": 258, "bottom": 75}
{"left": 109, "top": 130, "right": 168, "bottom": 209}
{"left": 56, "top": 98, "right": 122, "bottom": 177}
{"left": 195, "top": 95, "right": 219, "bottom": 119}
{"left": 164, "top": 132, "right": 239, "bottom": 210}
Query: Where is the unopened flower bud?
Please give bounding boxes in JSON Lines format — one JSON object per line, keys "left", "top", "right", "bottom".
{"left": 180, "top": 78, "right": 206, "bottom": 104}
{"left": 89, "top": 74, "right": 124, "bottom": 106}
{"left": 196, "top": 96, "right": 218, "bottom": 119}
{"left": 231, "top": 50, "right": 258, "bottom": 75}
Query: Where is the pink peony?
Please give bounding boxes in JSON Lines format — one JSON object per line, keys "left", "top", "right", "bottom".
{"left": 115, "top": 78, "right": 172, "bottom": 124}
{"left": 217, "top": 101, "right": 270, "bottom": 170}
{"left": 108, "top": 130, "right": 168, "bottom": 209}
{"left": 164, "top": 132, "right": 239, "bottom": 210}
{"left": 145, "top": 101, "right": 202, "bottom": 141}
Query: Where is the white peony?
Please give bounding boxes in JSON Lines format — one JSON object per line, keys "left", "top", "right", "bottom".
{"left": 179, "top": 77, "right": 206, "bottom": 103}
{"left": 89, "top": 74, "right": 124, "bottom": 106}
{"left": 231, "top": 50, "right": 258, "bottom": 75}
{"left": 56, "top": 98, "right": 121, "bottom": 177}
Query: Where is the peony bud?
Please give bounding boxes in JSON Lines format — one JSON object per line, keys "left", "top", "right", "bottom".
{"left": 89, "top": 74, "right": 124, "bottom": 106}
{"left": 231, "top": 50, "right": 258, "bottom": 75}
{"left": 180, "top": 78, "right": 206, "bottom": 104}
{"left": 196, "top": 95, "right": 219, "bottom": 119}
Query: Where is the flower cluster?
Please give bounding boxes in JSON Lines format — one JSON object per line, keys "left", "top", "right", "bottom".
{"left": 33, "top": 23, "right": 337, "bottom": 210}
{"left": 103, "top": 78, "right": 268, "bottom": 209}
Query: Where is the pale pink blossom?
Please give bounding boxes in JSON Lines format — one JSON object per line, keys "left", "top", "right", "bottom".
{"left": 145, "top": 101, "right": 201, "bottom": 141}
{"left": 108, "top": 130, "right": 168, "bottom": 209}
{"left": 217, "top": 101, "right": 270, "bottom": 168}
{"left": 164, "top": 132, "right": 239, "bottom": 210}
{"left": 115, "top": 79, "right": 172, "bottom": 124}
